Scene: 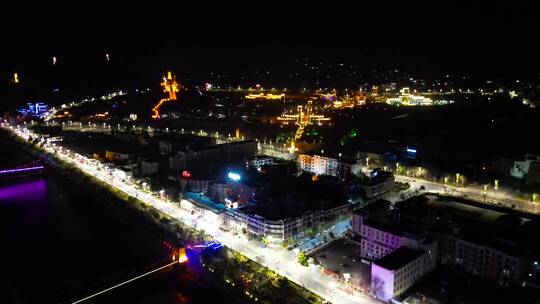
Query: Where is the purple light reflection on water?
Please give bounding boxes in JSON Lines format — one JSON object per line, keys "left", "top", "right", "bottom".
{"left": 0, "top": 178, "right": 48, "bottom": 225}
{"left": 0, "top": 178, "right": 47, "bottom": 204}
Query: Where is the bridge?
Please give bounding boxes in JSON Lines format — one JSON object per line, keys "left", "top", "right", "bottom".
{"left": 0, "top": 160, "right": 45, "bottom": 178}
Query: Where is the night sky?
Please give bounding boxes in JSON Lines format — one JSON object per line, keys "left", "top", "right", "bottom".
{"left": 2, "top": 1, "right": 539, "bottom": 92}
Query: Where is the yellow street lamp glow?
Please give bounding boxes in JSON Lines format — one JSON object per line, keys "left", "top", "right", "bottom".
{"left": 494, "top": 179, "right": 499, "bottom": 190}
{"left": 533, "top": 193, "right": 538, "bottom": 204}
{"left": 455, "top": 173, "right": 460, "bottom": 184}
{"left": 13, "top": 73, "right": 19, "bottom": 83}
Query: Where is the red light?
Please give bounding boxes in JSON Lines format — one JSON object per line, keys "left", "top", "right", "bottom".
{"left": 182, "top": 170, "right": 191, "bottom": 178}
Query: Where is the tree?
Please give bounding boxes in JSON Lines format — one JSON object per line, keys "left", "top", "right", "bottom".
{"left": 297, "top": 251, "right": 309, "bottom": 266}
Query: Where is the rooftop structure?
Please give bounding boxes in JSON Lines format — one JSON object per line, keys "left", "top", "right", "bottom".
{"left": 371, "top": 245, "right": 436, "bottom": 302}
{"left": 357, "top": 169, "right": 395, "bottom": 198}
{"left": 373, "top": 247, "right": 425, "bottom": 270}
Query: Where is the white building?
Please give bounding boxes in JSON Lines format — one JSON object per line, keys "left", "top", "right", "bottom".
{"left": 112, "top": 166, "right": 134, "bottom": 180}
{"left": 179, "top": 192, "right": 226, "bottom": 234}
{"left": 386, "top": 88, "right": 433, "bottom": 106}
{"left": 358, "top": 170, "right": 395, "bottom": 199}
{"left": 299, "top": 154, "right": 337, "bottom": 175}
{"left": 371, "top": 242, "right": 437, "bottom": 302}
{"left": 298, "top": 154, "right": 362, "bottom": 180}
{"left": 510, "top": 154, "right": 540, "bottom": 179}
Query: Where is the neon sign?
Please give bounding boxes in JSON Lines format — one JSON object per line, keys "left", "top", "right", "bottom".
{"left": 228, "top": 172, "right": 241, "bottom": 181}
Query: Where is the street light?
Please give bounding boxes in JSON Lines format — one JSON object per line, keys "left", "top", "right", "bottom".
{"left": 328, "top": 281, "right": 337, "bottom": 302}
{"left": 494, "top": 179, "right": 499, "bottom": 190}
{"left": 455, "top": 173, "right": 461, "bottom": 185}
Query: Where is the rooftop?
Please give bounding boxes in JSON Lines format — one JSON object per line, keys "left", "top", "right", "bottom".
{"left": 184, "top": 192, "right": 226, "bottom": 213}
{"left": 373, "top": 247, "right": 424, "bottom": 270}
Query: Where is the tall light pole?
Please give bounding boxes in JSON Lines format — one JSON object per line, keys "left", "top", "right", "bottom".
{"left": 455, "top": 173, "right": 461, "bottom": 185}
{"left": 494, "top": 179, "right": 499, "bottom": 190}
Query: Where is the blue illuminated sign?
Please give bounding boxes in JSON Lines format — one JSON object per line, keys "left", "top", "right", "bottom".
{"left": 228, "top": 172, "right": 241, "bottom": 181}
{"left": 406, "top": 148, "right": 417, "bottom": 154}
{"left": 17, "top": 102, "right": 48, "bottom": 118}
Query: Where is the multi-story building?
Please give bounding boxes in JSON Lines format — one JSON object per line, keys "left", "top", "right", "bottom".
{"left": 298, "top": 154, "right": 361, "bottom": 180}
{"left": 207, "top": 182, "right": 229, "bottom": 203}
{"left": 140, "top": 159, "right": 159, "bottom": 175}
{"left": 170, "top": 140, "right": 257, "bottom": 171}
{"left": 436, "top": 228, "right": 525, "bottom": 285}
{"left": 225, "top": 177, "right": 261, "bottom": 205}
{"left": 510, "top": 154, "right": 540, "bottom": 185}
{"left": 105, "top": 149, "right": 135, "bottom": 163}
{"left": 179, "top": 192, "right": 226, "bottom": 234}
{"left": 355, "top": 199, "right": 437, "bottom": 301}
{"left": 353, "top": 205, "right": 431, "bottom": 261}
{"left": 224, "top": 202, "right": 350, "bottom": 247}
{"left": 157, "top": 134, "right": 214, "bottom": 156}
{"left": 357, "top": 170, "right": 395, "bottom": 199}
{"left": 360, "top": 195, "right": 531, "bottom": 291}
{"left": 371, "top": 243, "right": 437, "bottom": 302}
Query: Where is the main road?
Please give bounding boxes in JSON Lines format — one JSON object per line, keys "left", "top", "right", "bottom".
{"left": 394, "top": 175, "right": 538, "bottom": 214}
{"left": 6, "top": 125, "right": 377, "bottom": 304}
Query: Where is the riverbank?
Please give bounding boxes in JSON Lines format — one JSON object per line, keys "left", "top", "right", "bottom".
{"left": 0, "top": 130, "right": 242, "bottom": 304}
{"left": 1, "top": 128, "right": 323, "bottom": 304}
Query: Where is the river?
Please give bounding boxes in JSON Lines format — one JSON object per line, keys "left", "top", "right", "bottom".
{"left": 0, "top": 132, "right": 244, "bottom": 304}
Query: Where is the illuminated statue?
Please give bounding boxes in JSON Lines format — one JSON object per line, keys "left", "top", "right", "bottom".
{"left": 161, "top": 71, "right": 179, "bottom": 100}
{"left": 152, "top": 71, "right": 181, "bottom": 119}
